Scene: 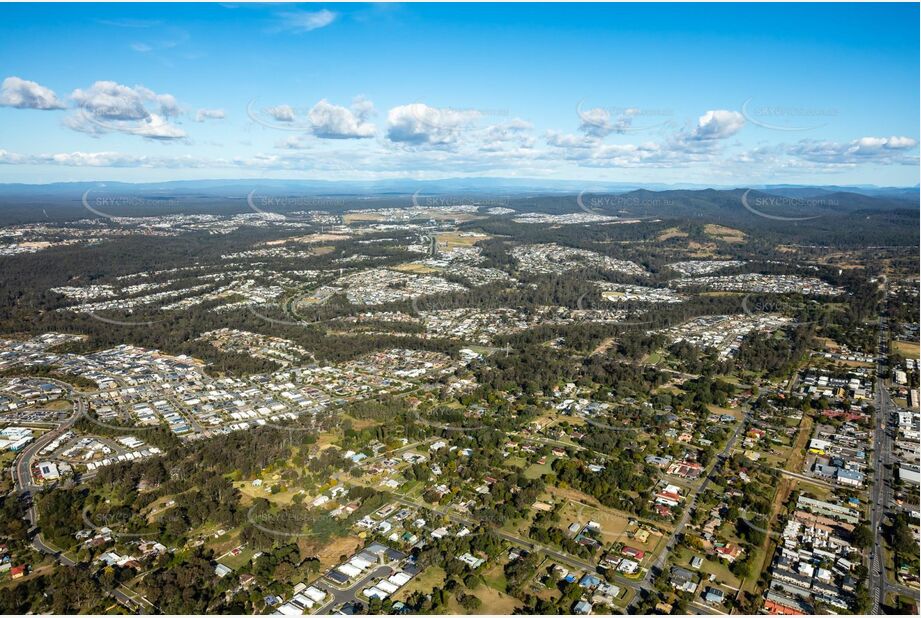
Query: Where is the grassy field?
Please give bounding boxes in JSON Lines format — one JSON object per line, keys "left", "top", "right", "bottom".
{"left": 656, "top": 227, "right": 688, "bottom": 241}
{"left": 893, "top": 340, "right": 920, "bottom": 358}
{"left": 393, "top": 565, "right": 446, "bottom": 602}
{"left": 704, "top": 224, "right": 747, "bottom": 243}
{"left": 480, "top": 562, "right": 508, "bottom": 592}
{"left": 448, "top": 583, "right": 522, "bottom": 614}
{"left": 506, "top": 455, "right": 528, "bottom": 469}
{"left": 706, "top": 404, "right": 743, "bottom": 420}
{"left": 392, "top": 262, "right": 441, "bottom": 274}
{"left": 645, "top": 350, "right": 664, "bottom": 365}
{"left": 435, "top": 232, "right": 489, "bottom": 250}
{"left": 218, "top": 545, "right": 258, "bottom": 570}
{"left": 235, "top": 479, "right": 302, "bottom": 506}
{"left": 523, "top": 456, "right": 556, "bottom": 480}
{"left": 673, "top": 546, "right": 742, "bottom": 590}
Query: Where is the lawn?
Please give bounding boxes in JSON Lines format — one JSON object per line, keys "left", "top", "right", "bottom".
{"left": 219, "top": 545, "right": 258, "bottom": 570}
{"left": 523, "top": 456, "right": 555, "bottom": 480}
{"left": 673, "top": 546, "right": 742, "bottom": 590}
{"left": 645, "top": 350, "right": 664, "bottom": 365}
{"left": 480, "top": 562, "right": 508, "bottom": 593}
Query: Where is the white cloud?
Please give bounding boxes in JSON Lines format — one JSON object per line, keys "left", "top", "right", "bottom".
{"left": 576, "top": 105, "right": 651, "bottom": 137}
{"left": 853, "top": 136, "right": 917, "bottom": 153}
{"left": 577, "top": 106, "right": 624, "bottom": 137}
{"left": 67, "top": 81, "right": 185, "bottom": 140}
{"left": 0, "top": 76, "right": 66, "bottom": 110}
{"left": 308, "top": 97, "right": 375, "bottom": 139}
{"left": 273, "top": 9, "right": 337, "bottom": 33}
{"left": 692, "top": 109, "right": 745, "bottom": 140}
{"left": 71, "top": 81, "right": 179, "bottom": 120}
{"left": 387, "top": 103, "right": 480, "bottom": 146}
{"left": 267, "top": 104, "right": 296, "bottom": 122}
{"left": 785, "top": 136, "right": 919, "bottom": 165}
{"left": 195, "top": 108, "right": 226, "bottom": 122}
{"left": 131, "top": 42, "right": 153, "bottom": 53}
{"left": 483, "top": 119, "right": 532, "bottom": 142}
{"left": 0, "top": 150, "right": 198, "bottom": 168}
{"left": 545, "top": 131, "right": 596, "bottom": 149}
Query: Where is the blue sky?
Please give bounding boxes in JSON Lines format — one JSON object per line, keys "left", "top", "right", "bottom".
{"left": 0, "top": 3, "right": 918, "bottom": 186}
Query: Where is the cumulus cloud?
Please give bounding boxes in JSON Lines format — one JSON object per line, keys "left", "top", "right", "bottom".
{"left": 691, "top": 109, "right": 745, "bottom": 140}
{"left": 545, "top": 131, "right": 596, "bottom": 149}
{"left": 71, "top": 81, "right": 179, "bottom": 120}
{"left": 195, "top": 108, "right": 226, "bottom": 122}
{"left": 273, "top": 9, "right": 337, "bottom": 33}
{"left": 387, "top": 103, "right": 480, "bottom": 146}
{"left": 853, "top": 136, "right": 917, "bottom": 153}
{"left": 483, "top": 119, "right": 532, "bottom": 142}
{"left": 576, "top": 106, "right": 633, "bottom": 137}
{"left": 785, "top": 136, "right": 919, "bottom": 165}
{"left": 67, "top": 81, "right": 185, "bottom": 140}
{"left": 308, "top": 97, "right": 375, "bottom": 139}
{"left": 0, "top": 76, "right": 66, "bottom": 110}
{"left": 267, "top": 104, "right": 296, "bottom": 122}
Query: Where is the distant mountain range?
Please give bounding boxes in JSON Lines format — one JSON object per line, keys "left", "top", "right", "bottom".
{"left": 0, "top": 177, "right": 916, "bottom": 201}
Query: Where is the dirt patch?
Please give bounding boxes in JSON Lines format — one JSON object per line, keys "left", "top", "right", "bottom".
{"left": 704, "top": 224, "right": 747, "bottom": 243}
{"left": 787, "top": 414, "right": 813, "bottom": 474}
{"left": 302, "top": 534, "right": 363, "bottom": 569}
{"left": 591, "top": 337, "right": 617, "bottom": 356}
{"left": 657, "top": 227, "right": 688, "bottom": 241}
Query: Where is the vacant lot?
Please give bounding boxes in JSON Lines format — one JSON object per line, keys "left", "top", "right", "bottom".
{"left": 436, "top": 231, "right": 489, "bottom": 249}
{"left": 308, "top": 534, "right": 363, "bottom": 569}
{"left": 393, "top": 262, "right": 441, "bottom": 274}
{"left": 393, "top": 565, "right": 446, "bottom": 601}
{"left": 656, "top": 227, "right": 688, "bottom": 241}
{"left": 893, "top": 340, "right": 920, "bottom": 359}
{"left": 449, "top": 583, "right": 522, "bottom": 614}
{"left": 704, "top": 224, "right": 747, "bottom": 243}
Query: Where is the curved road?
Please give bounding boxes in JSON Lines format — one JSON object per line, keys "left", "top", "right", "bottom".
{"left": 10, "top": 398, "right": 141, "bottom": 612}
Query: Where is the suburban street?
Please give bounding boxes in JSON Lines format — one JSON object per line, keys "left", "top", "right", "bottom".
{"left": 9, "top": 397, "right": 144, "bottom": 612}
{"left": 627, "top": 407, "right": 750, "bottom": 612}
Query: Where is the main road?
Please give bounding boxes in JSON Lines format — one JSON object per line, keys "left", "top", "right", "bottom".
{"left": 869, "top": 311, "right": 892, "bottom": 614}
